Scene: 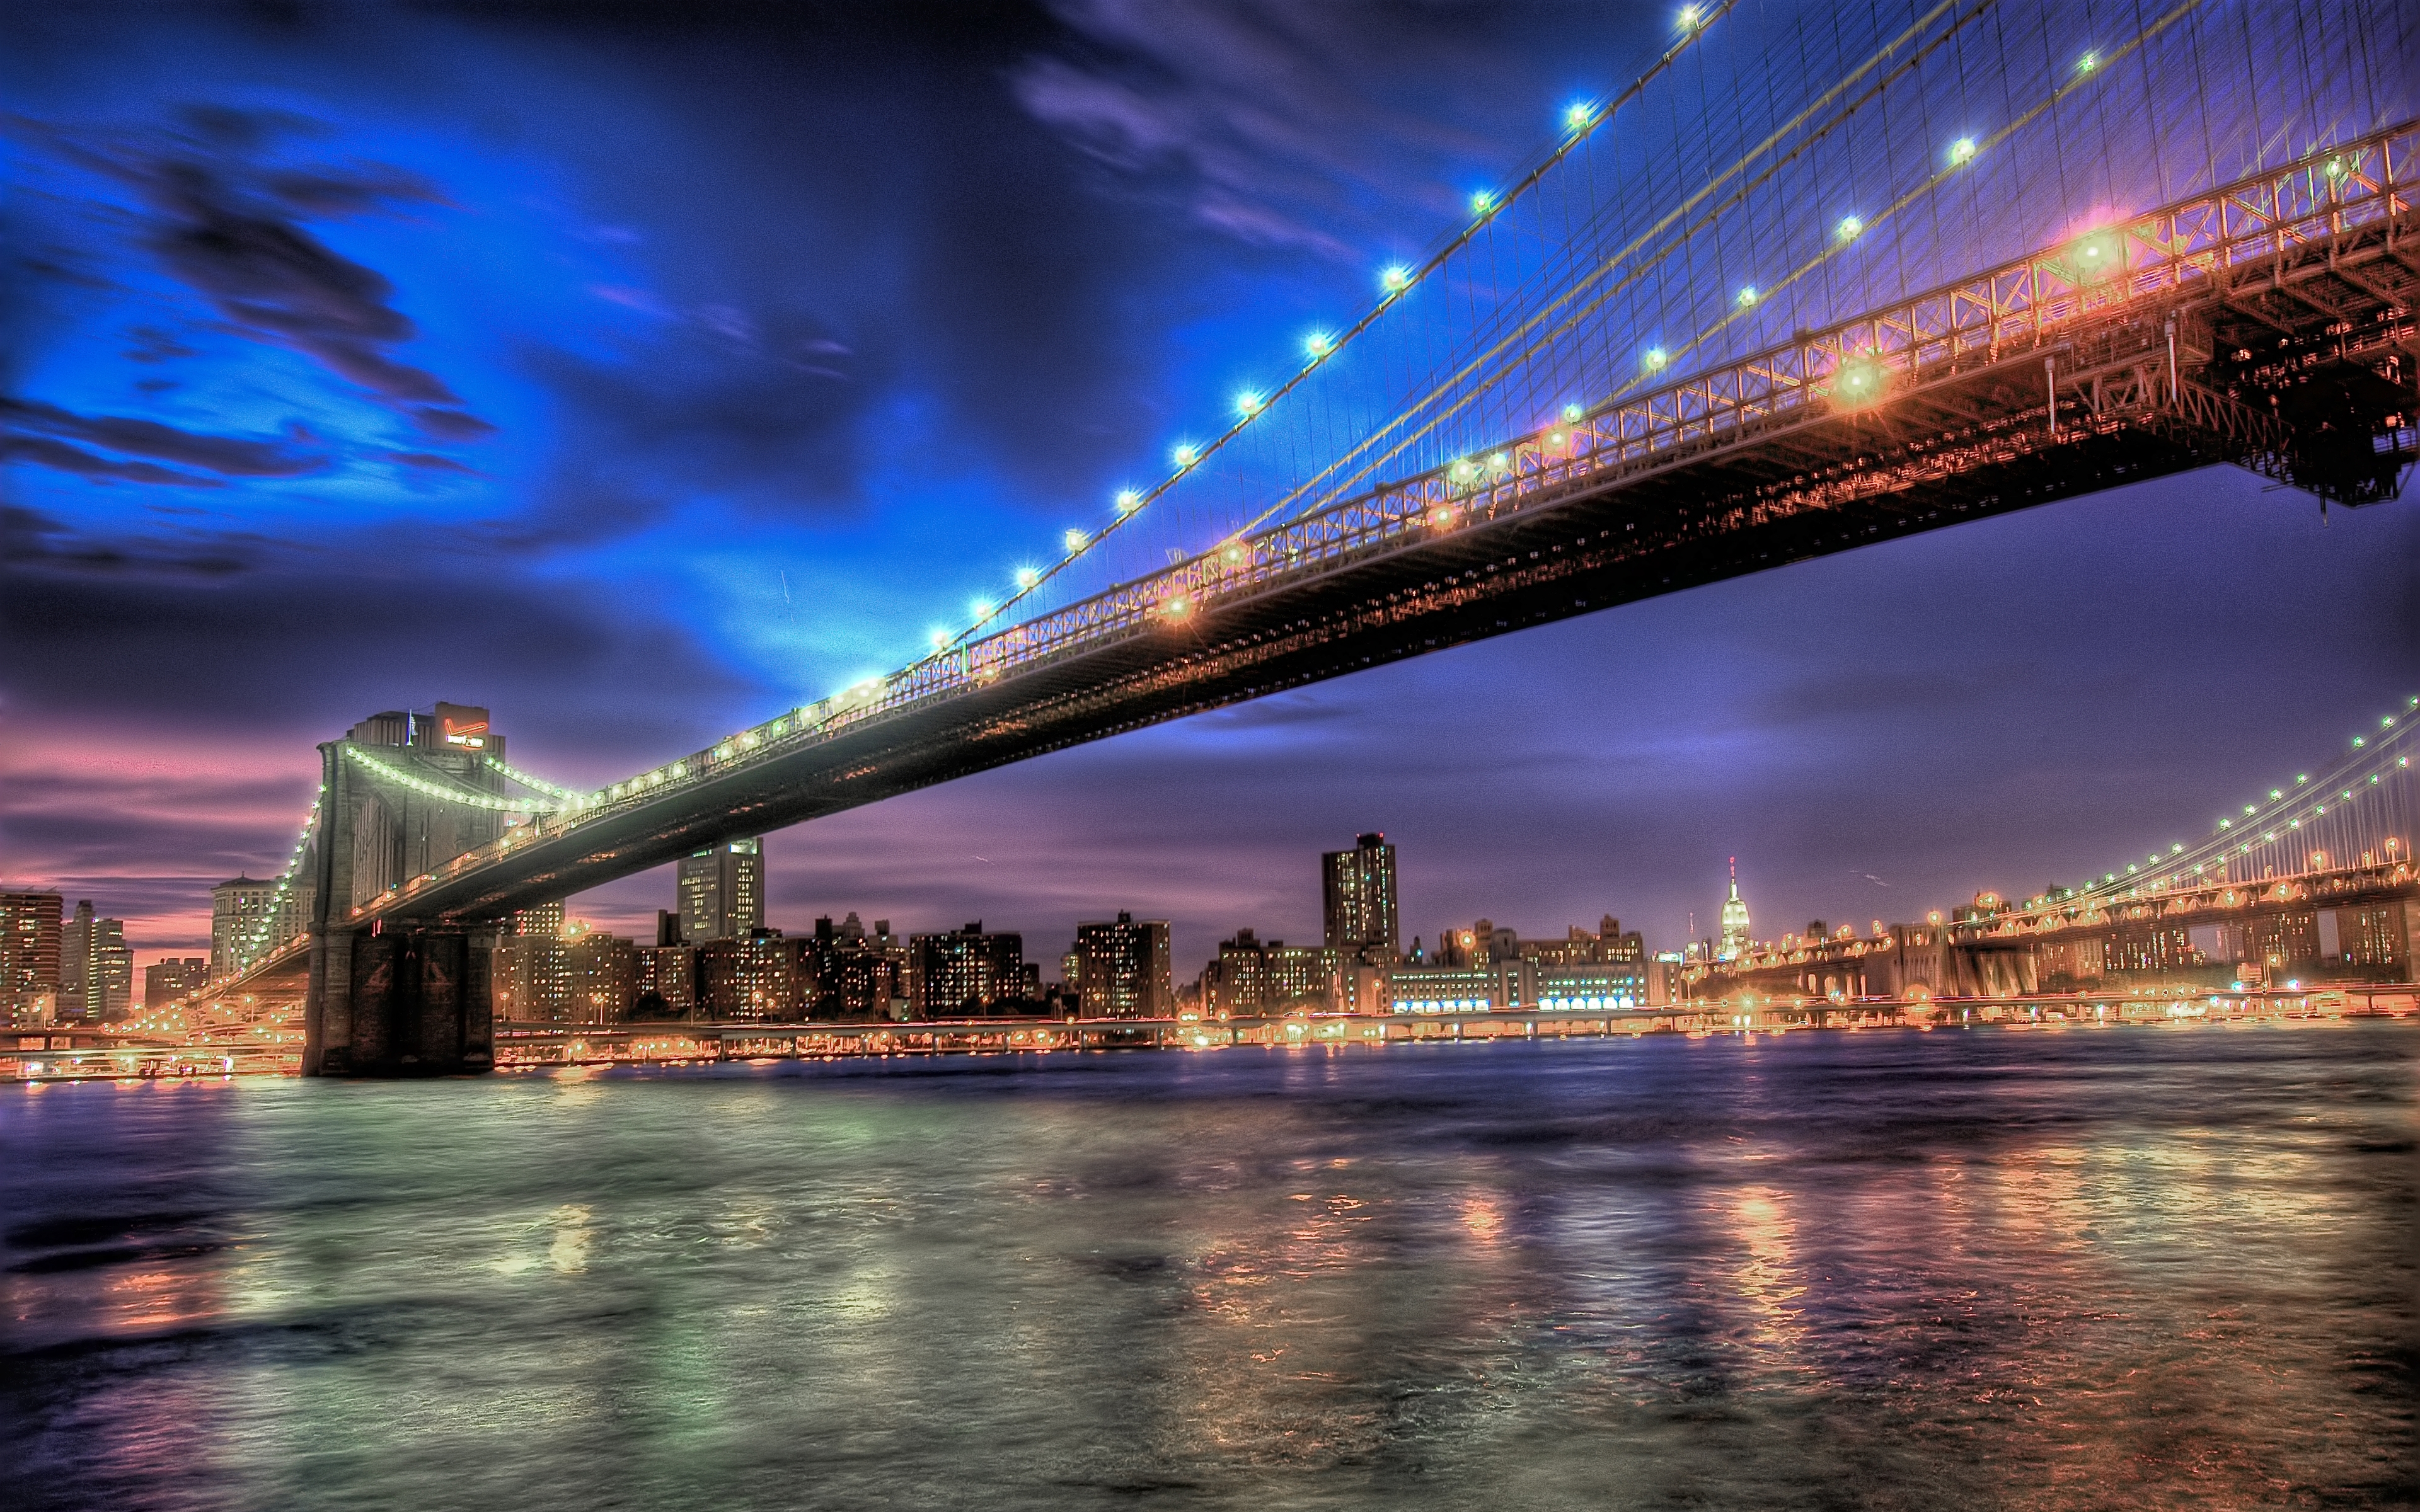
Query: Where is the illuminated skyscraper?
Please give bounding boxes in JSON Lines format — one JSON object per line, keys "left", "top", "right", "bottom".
{"left": 1071, "top": 912, "right": 1172, "bottom": 1018}
{"left": 60, "top": 900, "right": 132, "bottom": 1023}
{"left": 1718, "top": 857, "right": 1752, "bottom": 961}
{"left": 142, "top": 958, "right": 206, "bottom": 1009}
{"left": 677, "top": 838, "right": 764, "bottom": 942}
{"left": 1, "top": 891, "right": 62, "bottom": 1026}
{"left": 1322, "top": 832, "right": 1399, "bottom": 966}
{"left": 913, "top": 922, "right": 1028, "bottom": 1017}
{"left": 211, "top": 874, "right": 310, "bottom": 974}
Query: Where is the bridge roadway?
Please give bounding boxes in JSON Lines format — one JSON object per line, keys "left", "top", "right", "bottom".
{"left": 325, "top": 125, "right": 2416, "bottom": 942}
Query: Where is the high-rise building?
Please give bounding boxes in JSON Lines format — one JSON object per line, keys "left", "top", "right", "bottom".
{"left": 564, "top": 932, "right": 640, "bottom": 1024}
{"left": 913, "top": 922, "right": 1027, "bottom": 1017}
{"left": 1718, "top": 857, "right": 1752, "bottom": 961}
{"left": 59, "top": 900, "right": 132, "bottom": 1023}
{"left": 490, "top": 932, "right": 569, "bottom": 1021}
{"left": 512, "top": 902, "right": 565, "bottom": 937}
{"left": 143, "top": 958, "right": 207, "bottom": 1008}
{"left": 635, "top": 944, "right": 698, "bottom": 1018}
{"left": 211, "top": 875, "right": 312, "bottom": 975}
{"left": 1, "top": 891, "right": 63, "bottom": 1026}
{"left": 1201, "top": 929, "right": 1340, "bottom": 1017}
{"left": 677, "top": 839, "right": 763, "bottom": 942}
{"left": 1071, "top": 912, "right": 1172, "bottom": 1019}
{"left": 1322, "top": 832, "right": 1400, "bottom": 966}
{"left": 801, "top": 913, "right": 902, "bottom": 1019}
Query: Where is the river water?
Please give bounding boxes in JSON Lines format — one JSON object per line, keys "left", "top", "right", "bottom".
{"left": 3, "top": 1023, "right": 2414, "bottom": 1511}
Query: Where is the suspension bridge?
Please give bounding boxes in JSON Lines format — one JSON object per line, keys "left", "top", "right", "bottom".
{"left": 183, "top": 0, "right": 2414, "bottom": 1074}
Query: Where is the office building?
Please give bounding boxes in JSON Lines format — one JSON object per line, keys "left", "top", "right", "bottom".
{"left": 143, "top": 958, "right": 207, "bottom": 1008}
{"left": 913, "top": 922, "right": 1028, "bottom": 1017}
{"left": 678, "top": 839, "right": 764, "bottom": 942}
{"left": 1071, "top": 912, "right": 1172, "bottom": 1018}
{"left": 1322, "top": 833, "right": 1399, "bottom": 966}
{"left": 1, "top": 891, "right": 63, "bottom": 1026}
{"left": 60, "top": 900, "right": 133, "bottom": 1023}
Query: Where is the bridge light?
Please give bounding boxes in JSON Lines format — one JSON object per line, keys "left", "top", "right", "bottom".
{"left": 1380, "top": 263, "right": 1414, "bottom": 294}
{"left": 971, "top": 598, "right": 995, "bottom": 619}
{"left": 1736, "top": 285, "right": 1757, "bottom": 307}
{"left": 1304, "top": 329, "right": 1335, "bottom": 358}
{"left": 1836, "top": 214, "right": 1864, "bottom": 242}
{"left": 1832, "top": 354, "right": 1886, "bottom": 408}
{"left": 928, "top": 628, "right": 950, "bottom": 649}
{"left": 1564, "top": 100, "right": 1596, "bottom": 132}
{"left": 2077, "top": 50, "right": 2097, "bottom": 73}
{"left": 1431, "top": 507, "right": 1453, "bottom": 529}
{"left": 1115, "top": 488, "right": 1143, "bottom": 513}
{"left": 1234, "top": 389, "right": 1264, "bottom": 417}
{"left": 1470, "top": 188, "right": 1497, "bottom": 215}
{"left": 1161, "top": 594, "right": 1192, "bottom": 619}
{"left": 1063, "top": 529, "right": 1088, "bottom": 551}
{"left": 1488, "top": 452, "right": 1508, "bottom": 470}
{"left": 1562, "top": 403, "right": 1584, "bottom": 423}
{"left": 1643, "top": 346, "right": 1668, "bottom": 370}
{"left": 1678, "top": 4, "right": 1703, "bottom": 28}
{"left": 1949, "top": 137, "right": 1976, "bottom": 166}
{"left": 1015, "top": 567, "right": 1042, "bottom": 588}
{"left": 1170, "top": 442, "right": 1200, "bottom": 467}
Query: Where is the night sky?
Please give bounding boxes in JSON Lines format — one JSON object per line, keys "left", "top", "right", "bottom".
{"left": 6, "top": 1, "right": 2415, "bottom": 981}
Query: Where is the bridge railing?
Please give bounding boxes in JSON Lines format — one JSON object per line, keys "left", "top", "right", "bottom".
{"left": 355, "top": 120, "right": 2417, "bottom": 920}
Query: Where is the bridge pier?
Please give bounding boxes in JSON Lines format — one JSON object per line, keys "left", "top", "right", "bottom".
{"left": 304, "top": 925, "right": 494, "bottom": 1077}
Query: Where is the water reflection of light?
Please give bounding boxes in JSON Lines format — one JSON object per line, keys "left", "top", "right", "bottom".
{"left": 1461, "top": 1195, "right": 1505, "bottom": 1247}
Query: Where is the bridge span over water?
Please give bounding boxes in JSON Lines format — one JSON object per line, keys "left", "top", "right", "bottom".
{"left": 187, "top": 3, "right": 2416, "bottom": 1074}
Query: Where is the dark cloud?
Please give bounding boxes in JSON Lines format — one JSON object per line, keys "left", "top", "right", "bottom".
{"left": 2, "top": 513, "right": 762, "bottom": 756}
{"left": 0, "top": 437, "right": 212, "bottom": 488}
{"left": 12, "top": 110, "right": 486, "bottom": 444}
{"left": 386, "top": 450, "right": 478, "bottom": 474}
{"left": 3, "top": 396, "right": 326, "bottom": 477}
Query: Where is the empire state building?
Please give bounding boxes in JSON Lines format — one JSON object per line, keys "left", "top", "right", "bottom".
{"left": 1717, "top": 857, "right": 1751, "bottom": 961}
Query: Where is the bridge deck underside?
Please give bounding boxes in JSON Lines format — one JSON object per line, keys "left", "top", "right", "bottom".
{"left": 321, "top": 200, "right": 2414, "bottom": 933}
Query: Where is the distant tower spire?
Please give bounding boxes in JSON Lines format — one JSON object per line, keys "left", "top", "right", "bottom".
{"left": 1718, "top": 856, "right": 1751, "bottom": 961}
